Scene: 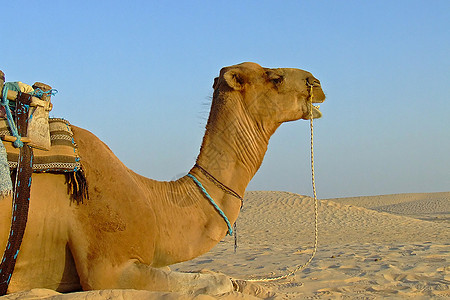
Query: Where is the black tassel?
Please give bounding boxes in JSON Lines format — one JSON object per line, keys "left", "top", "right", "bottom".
{"left": 65, "top": 170, "right": 88, "bottom": 204}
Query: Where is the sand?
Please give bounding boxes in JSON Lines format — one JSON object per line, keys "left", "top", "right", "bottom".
{"left": 1, "top": 191, "right": 449, "bottom": 299}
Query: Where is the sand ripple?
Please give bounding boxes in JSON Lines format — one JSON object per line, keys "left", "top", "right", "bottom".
{"left": 174, "top": 191, "right": 449, "bottom": 299}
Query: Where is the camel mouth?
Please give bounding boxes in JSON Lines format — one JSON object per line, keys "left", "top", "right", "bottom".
{"left": 311, "top": 105, "right": 322, "bottom": 119}
{"left": 306, "top": 84, "right": 325, "bottom": 119}
{"left": 301, "top": 103, "right": 322, "bottom": 120}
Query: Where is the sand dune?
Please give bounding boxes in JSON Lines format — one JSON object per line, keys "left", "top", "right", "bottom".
{"left": 2, "top": 191, "right": 449, "bottom": 299}
{"left": 174, "top": 191, "right": 449, "bottom": 298}
{"left": 328, "top": 192, "right": 450, "bottom": 223}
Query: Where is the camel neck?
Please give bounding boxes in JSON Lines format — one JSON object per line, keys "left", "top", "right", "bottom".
{"left": 194, "top": 92, "right": 276, "bottom": 211}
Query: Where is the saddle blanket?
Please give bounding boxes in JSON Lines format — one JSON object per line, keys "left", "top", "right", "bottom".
{"left": 0, "top": 118, "right": 81, "bottom": 172}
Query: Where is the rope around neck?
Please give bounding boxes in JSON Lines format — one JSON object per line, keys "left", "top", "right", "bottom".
{"left": 244, "top": 83, "right": 319, "bottom": 282}
{"left": 187, "top": 173, "right": 234, "bottom": 236}
{"left": 193, "top": 164, "right": 243, "bottom": 252}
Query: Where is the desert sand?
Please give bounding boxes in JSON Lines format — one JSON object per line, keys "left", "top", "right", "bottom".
{"left": 1, "top": 191, "right": 448, "bottom": 299}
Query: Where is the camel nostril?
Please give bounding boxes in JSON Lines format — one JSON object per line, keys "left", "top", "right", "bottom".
{"left": 306, "top": 77, "right": 320, "bottom": 87}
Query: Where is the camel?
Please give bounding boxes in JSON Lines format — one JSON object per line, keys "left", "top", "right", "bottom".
{"left": 0, "top": 62, "right": 325, "bottom": 296}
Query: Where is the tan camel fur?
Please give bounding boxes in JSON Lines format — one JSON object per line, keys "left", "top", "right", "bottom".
{"left": 0, "top": 62, "right": 325, "bottom": 296}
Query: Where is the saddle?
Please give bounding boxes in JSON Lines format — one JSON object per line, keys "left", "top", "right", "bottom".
{"left": 1, "top": 118, "right": 82, "bottom": 173}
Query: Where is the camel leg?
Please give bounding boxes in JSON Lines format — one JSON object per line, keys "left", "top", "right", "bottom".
{"left": 76, "top": 259, "right": 234, "bottom": 295}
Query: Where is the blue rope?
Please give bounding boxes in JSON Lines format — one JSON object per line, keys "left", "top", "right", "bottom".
{"left": 31, "top": 88, "right": 58, "bottom": 98}
{"left": 187, "top": 174, "right": 233, "bottom": 236}
{"left": 1, "top": 84, "right": 57, "bottom": 148}
{"left": 1, "top": 86, "right": 23, "bottom": 148}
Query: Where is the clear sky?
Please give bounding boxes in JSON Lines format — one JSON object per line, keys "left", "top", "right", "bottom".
{"left": 2, "top": 0, "right": 449, "bottom": 198}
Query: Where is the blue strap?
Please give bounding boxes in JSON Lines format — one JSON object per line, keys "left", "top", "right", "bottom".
{"left": 1, "top": 85, "right": 23, "bottom": 148}
{"left": 187, "top": 174, "right": 233, "bottom": 236}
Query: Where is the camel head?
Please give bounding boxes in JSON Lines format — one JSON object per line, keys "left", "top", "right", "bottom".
{"left": 212, "top": 62, "right": 325, "bottom": 129}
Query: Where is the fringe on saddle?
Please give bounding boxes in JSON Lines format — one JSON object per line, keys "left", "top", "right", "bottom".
{"left": 65, "top": 170, "right": 89, "bottom": 203}
{"left": 7, "top": 169, "right": 88, "bottom": 204}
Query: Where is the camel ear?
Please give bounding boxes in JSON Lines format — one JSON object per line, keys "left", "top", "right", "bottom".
{"left": 212, "top": 77, "right": 219, "bottom": 89}
{"left": 223, "top": 70, "right": 246, "bottom": 91}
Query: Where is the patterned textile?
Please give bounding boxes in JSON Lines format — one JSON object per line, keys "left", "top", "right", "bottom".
{"left": 0, "top": 118, "right": 81, "bottom": 172}
{"left": 0, "top": 140, "right": 12, "bottom": 197}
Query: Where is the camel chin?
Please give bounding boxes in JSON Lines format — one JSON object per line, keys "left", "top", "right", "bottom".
{"left": 307, "top": 105, "right": 322, "bottom": 120}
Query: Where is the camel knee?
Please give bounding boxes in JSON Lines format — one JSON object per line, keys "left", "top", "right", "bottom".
{"left": 118, "top": 260, "right": 171, "bottom": 291}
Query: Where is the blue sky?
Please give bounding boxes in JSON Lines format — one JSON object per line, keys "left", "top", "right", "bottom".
{"left": 2, "top": 1, "right": 449, "bottom": 198}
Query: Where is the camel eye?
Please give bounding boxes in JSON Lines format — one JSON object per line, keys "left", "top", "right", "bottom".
{"left": 266, "top": 71, "right": 284, "bottom": 85}
{"left": 271, "top": 76, "right": 284, "bottom": 85}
